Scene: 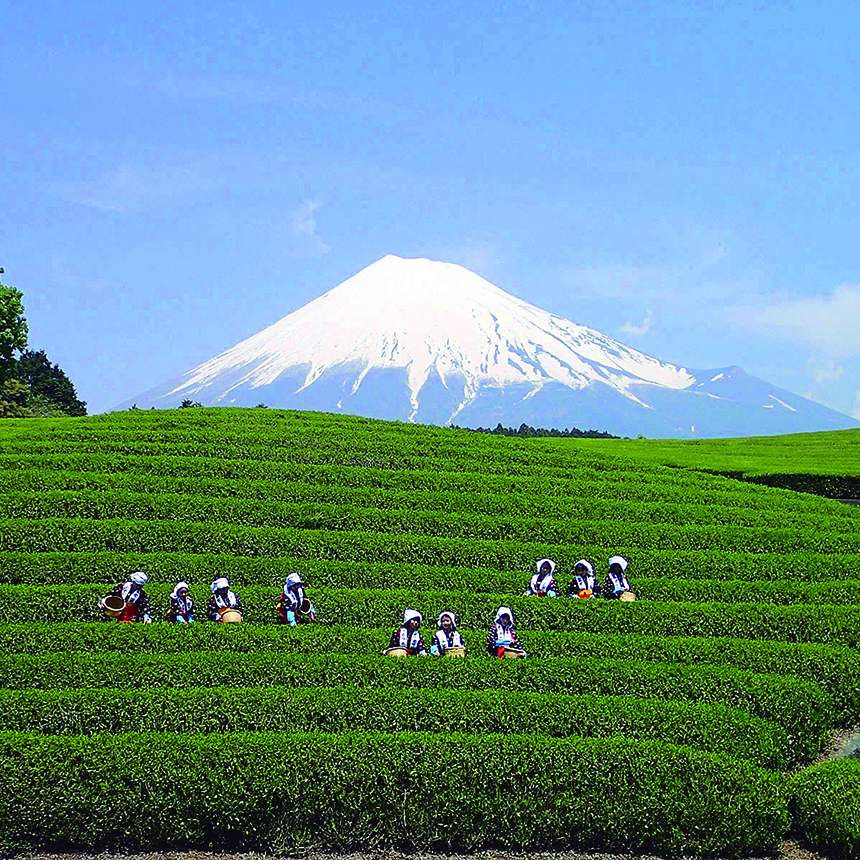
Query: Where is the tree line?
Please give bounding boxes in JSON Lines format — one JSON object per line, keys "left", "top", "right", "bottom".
{"left": 449, "top": 422, "right": 618, "bottom": 439}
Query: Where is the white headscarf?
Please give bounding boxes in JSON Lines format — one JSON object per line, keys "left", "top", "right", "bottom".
{"left": 130, "top": 571, "right": 148, "bottom": 586}
{"left": 398, "top": 609, "right": 423, "bottom": 650}
{"left": 536, "top": 558, "right": 556, "bottom": 575}
{"left": 171, "top": 581, "right": 192, "bottom": 615}
{"left": 437, "top": 611, "right": 457, "bottom": 629}
{"left": 211, "top": 577, "right": 229, "bottom": 593}
{"left": 284, "top": 572, "right": 302, "bottom": 593}
{"left": 492, "top": 605, "right": 515, "bottom": 646}
{"left": 608, "top": 555, "right": 629, "bottom": 572}
{"left": 574, "top": 559, "right": 594, "bottom": 575}
{"left": 171, "top": 581, "right": 190, "bottom": 600}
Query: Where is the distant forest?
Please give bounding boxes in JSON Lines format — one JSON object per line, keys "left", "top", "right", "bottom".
{"left": 450, "top": 422, "right": 619, "bottom": 439}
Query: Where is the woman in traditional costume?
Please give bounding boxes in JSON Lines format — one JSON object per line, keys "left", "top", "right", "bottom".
{"left": 100, "top": 571, "right": 153, "bottom": 623}
{"left": 276, "top": 572, "right": 317, "bottom": 625}
{"left": 166, "top": 581, "right": 195, "bottom": 623}
{"left": 602, "top": 555, "right": 634, "bottom": 599}
{"left": 524, "top": 558, "right": 558, "bottom": 597}
{"left": 432, "top": 610, "right": 463, "bottom": 655}
{"left": 387, "top": 609, "right": 429, "bottom": 655}
{"left": 565, "top": 559, "right": 601, "bottom": 598}
{"left": 206, "top": 577, "right": 243, "bottom": 621}
{"left": 486, "top": 606, "right": 526, "bottom": 657}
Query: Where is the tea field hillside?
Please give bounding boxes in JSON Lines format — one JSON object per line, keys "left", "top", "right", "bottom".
{"left": 1, "top": 408, "right": 860, "bottom": 858}
{"left": 572, "top": 429, "right": 860, "bottom": 499}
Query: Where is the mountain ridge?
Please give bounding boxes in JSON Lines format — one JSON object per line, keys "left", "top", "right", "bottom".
{"left": 116, "top": 255, "right": 859, "bottom": 438}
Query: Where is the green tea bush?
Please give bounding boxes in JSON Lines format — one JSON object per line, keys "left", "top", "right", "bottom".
{"left": 4, "top": 547, "right": 860, "bottom": 587}
{"left": 0, "top": 730, "right": 788, "bottom": 856}
{"left": 0, "top": 686, "right": 791, "bottom": 767}
{"left": 3, "top": 583, "right": 860, "bottom": 647}
{"left": 0, "top": 651, "right": 828, "bottom": 760}
{"left": 787, "top": 759, "right": 860, "bottom": 859}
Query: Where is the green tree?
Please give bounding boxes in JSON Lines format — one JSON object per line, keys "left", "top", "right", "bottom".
{"left": 16, "top": 350, "right": 87, "bottom": 416}
{"left": 0, "top": 268, "right": 28, "bottom": 383}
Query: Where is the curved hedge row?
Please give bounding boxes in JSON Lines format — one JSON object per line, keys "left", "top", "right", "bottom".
{"left": 787, "top": 758, "right": 860, "bottom": 859}
{"left": 4, "top": 548, "right": 859, "bottom": 587}
{"left": 0, "top": 686, "right": 792, "bottom": 768}
{"left": 4, "top": 584, "right": 860, "bottom": 647}
{"left": 5, "top": 622, "right": 854, "bottom": 722}
{"left": 2, "top": 462, "right": 849, "bottom": 513}
{"left": 0, "top": 652, "right": 829, "bottom": 761}
{"left": 0, "top": 497, "right": 856, "bottom": 552}
{"left": 0, "top": 471, "right": 852, "bottom": 532}
{"left": 0, "top": 730, "right": 787, "bottom": 856}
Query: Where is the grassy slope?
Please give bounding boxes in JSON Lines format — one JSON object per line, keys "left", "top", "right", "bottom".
{"left": 560, "top": 428, "right": 860, "bottom": 478}
{"left": 0, "top": 408, "right": 858, "bottom": 854}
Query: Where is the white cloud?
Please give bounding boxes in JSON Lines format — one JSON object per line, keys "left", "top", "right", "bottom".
{"left": 620, "top": 310, "right": 654, "bottom": 336}
{"left": 728, "top": 283, "right": 860, "bottom": 356}
{"left": 808, "top": 357, "right": 845, "bottom": 385}
{"left": 288, "top": 199, "right": 331, "bottom": 256}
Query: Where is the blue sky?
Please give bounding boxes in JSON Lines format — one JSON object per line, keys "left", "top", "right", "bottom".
{"left": 3, "top": 0, "right": 860, "bottom": 420}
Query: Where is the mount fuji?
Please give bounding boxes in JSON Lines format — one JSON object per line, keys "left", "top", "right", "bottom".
{"left": 118, "top": 255, "right": 858, "bottom": 437}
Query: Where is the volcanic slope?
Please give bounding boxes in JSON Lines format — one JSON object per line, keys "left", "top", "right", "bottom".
{"left": 0, "top": 408, "right": 859, "bottom": 856}
{"left": 117, "top": 255, "right": 857, "bottom": 437}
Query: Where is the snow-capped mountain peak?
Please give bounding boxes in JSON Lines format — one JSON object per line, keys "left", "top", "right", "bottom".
{"left": 118, "top": 255, "right": 858, "bottom": 437}
{"left": 164, "top": 254, "right": 694, "bottom": 422}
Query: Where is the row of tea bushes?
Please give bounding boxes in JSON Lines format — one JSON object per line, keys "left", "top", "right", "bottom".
{"left": 5, "top": 622, "right": 855, "bottom": 722}
{"left": 4, "top": 548, "right": 860, "bottom": 586}
{"left": 0, "top": 730, "right": 787, "bottom": 857}
{"left": 4, "top": 583, "right": 860, "bottom": 645}
{"left": 0, "top": 686, "right": 792, "bottom": 768}
{"left": 0, "top": 499, "right": 856, "bottom": 552}
{"left": 788, "top": 758, "right": 860, "bottom": 860}
{"left": 0, "top": 651, "right": 828, "bottom": 761}
{"left": 0, "top": 471, "right": 853, "bottom": 531}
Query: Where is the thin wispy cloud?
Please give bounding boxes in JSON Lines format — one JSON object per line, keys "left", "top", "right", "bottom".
{"left": 620, "top": 310, "right": 654, "bottom": 336}
{"left": 727, "top": 283, "right": 860, "bottom": 356}
{"left": 808, "top": 357, "right": 845, "bottom": 385}
{"left": 288, "top": 199, "right": 331, "bottom": 256}
{"left": 559, "top": 238, "right": 737, "bottom": 305}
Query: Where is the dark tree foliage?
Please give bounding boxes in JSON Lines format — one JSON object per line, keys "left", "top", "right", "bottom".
{"left": 16, "top": 350, "right": 87, "bottom": 416}
{"left": 0, "top": 269, "right": 28, "bottom": 383}
{"left": 449, "top": 421, "right": 619, "bottom": 439}
{"left": 180, "top": 400, "right": 203, "bottom": 408}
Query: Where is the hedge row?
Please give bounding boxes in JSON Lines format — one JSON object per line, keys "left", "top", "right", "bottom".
{"left": 0, "top": 652, "right": 829, "bottom": 760}
{"left": 5, "top": 583, "right": 860, "bottom": 647}
{"left": 0, "top": 468, "right": 850, "bottom": 529}
{"left": 3, "top": 446, "right": 827, "bottom": 509}
{"left": 0, "top": 686, "right": 792, "bottom": 768}
{"left": 787, "top": 758, "right": 860, "bottom": 859}
{"left": 3, "top": 492, "right": 855, "bottom": 553}
{"left": 0, "top": 434, "right": 622, "bottom": 476}
{"left": 0, "top": 730, "right": 787, "bottom": 855}
{"left": 3, "top": 548, "right": 859, "bottom": 587}
{"left": 5, "top": 622, "right": 855, "bottom": 722}
{"left": 0, "top": 518, "right": 855, "bottom": 575}
{"left": 740, "top": 472, "right": 860, "bottom": 501}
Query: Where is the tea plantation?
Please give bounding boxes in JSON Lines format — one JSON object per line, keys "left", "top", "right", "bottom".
{"left": 1, "top": 408, "right": 859, "bottom": 857}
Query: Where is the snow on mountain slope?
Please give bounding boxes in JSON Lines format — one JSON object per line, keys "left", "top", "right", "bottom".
{"left": 116, "top": 255, "right": 859, "bottom": 437}
{"left": 161, "top": 254, "right": 694, "bottom": 422}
